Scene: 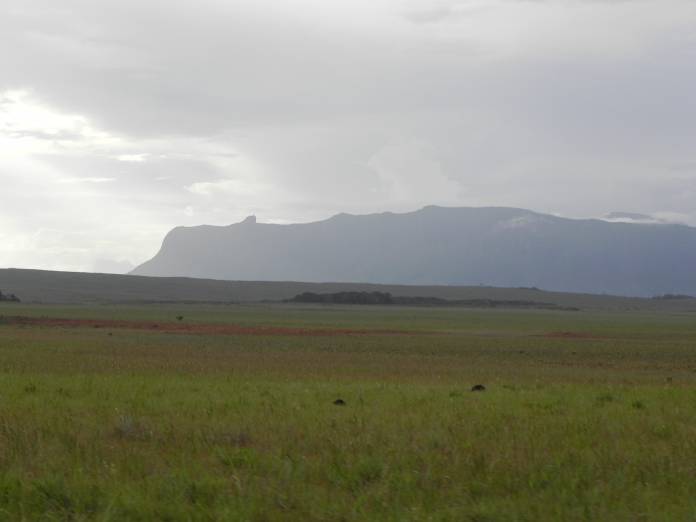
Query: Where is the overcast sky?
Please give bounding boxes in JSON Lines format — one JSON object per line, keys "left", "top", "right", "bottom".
{"left": 2, "top": 0, "right": 696, "bottom": 273}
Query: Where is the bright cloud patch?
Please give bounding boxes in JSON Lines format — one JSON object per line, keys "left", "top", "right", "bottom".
{"left": 0, "top": 90, "right": 118, "bottom": 156}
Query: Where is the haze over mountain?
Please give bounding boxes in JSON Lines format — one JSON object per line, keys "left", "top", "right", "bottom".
{"left": 131, "top": 206, "right": 696, "bottom": 297}
{"left": 602, "top": 212, "right": 666, "bottom": 225}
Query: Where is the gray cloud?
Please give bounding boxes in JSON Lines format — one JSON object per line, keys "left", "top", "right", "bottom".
{"left": 1, "top": 0, "right": 696, "bottom": 270}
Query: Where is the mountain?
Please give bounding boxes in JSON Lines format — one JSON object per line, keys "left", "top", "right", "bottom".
{"left": 131, "top": 206, "right": 696, "bottom": 297}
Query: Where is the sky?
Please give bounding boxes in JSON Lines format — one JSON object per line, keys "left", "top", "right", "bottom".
{"left": 1, "top": 0, "right": 696, "bottom": 273}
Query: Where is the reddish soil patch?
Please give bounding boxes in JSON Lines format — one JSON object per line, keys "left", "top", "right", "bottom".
{"left": 1, "top": 316, "right": 414, "bottom": 337}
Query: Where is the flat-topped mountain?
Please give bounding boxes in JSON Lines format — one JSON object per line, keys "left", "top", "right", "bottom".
{"left": 131, "top": 206, "right": 696, "bottom": 297}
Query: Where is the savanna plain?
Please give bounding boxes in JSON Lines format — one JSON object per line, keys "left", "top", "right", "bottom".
{"left": 0, "top": 302, "right": 695, "bottom": 521}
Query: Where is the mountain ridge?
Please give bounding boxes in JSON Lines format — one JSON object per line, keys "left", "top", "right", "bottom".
{"left": 131, "top": 206, "right": 696, "bottom": 297}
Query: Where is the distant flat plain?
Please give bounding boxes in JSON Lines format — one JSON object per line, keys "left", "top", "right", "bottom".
{"left": 2, "top": 268, "right": 696, "bottom": 312}
{"left": 0, "top": 300, "right": 695, "bottom": 520}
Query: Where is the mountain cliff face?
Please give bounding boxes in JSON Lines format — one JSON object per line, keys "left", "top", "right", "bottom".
{"left": 131, "top": 206, "right": 696, "bottom": 296}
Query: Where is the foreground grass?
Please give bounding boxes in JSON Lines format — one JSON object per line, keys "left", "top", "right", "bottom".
{"left": 0, "top": 303, "right": 695, "bottom": 520}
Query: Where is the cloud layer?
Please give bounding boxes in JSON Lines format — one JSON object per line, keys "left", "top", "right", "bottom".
{"left": 2, "top": 0, "right": 696, "bottom": 271}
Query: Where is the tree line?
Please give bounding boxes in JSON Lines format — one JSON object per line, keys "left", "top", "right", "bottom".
{"left": 0, "top": 290, "right": 20, "bottom": 303}
{"left": 285, "top": 291, "right": 578, "bottom": 310}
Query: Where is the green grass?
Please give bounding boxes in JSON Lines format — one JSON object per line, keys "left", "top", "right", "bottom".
{"left": 0, "top": 303, "right": 695, "bottom": 520}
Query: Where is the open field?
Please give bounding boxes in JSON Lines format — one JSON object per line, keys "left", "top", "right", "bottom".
{"left": 1, "top": 302, "right": 696, "bottom": 520}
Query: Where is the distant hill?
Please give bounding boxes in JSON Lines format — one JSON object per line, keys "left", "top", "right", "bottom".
{"left": 2, "top": 268, "right": 696, "bottom": 311}
{"left": 132, "top": 206, "right": 696, "bottom": 297}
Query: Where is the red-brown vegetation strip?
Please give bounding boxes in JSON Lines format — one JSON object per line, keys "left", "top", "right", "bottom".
{"left": 1, "top": 316, "right": 415, "bottom": 337}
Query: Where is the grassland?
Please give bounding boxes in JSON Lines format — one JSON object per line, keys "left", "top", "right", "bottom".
{"left": 0, "top": 302, "right": 695, "bottom": 520}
